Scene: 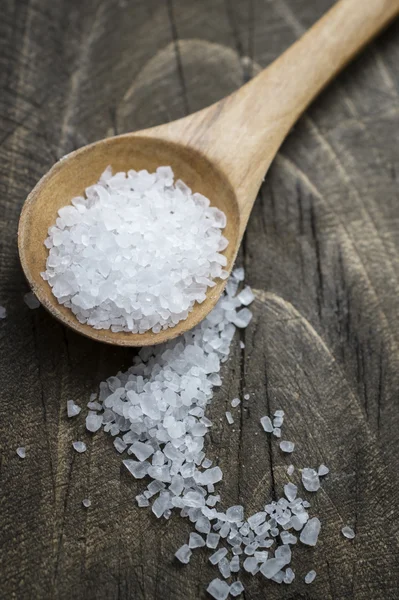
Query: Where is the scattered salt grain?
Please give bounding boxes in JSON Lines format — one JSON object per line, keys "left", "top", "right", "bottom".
{"left": 0, "top": 306, "right": 6, "bottom": 319}
{"left": 225, "top": 411, "right": 234, "bottom": 425}
{"left": 284, "top": 567, "right": 295, "bottom": 584}
{"left": 342, "top": 526, "right": 355, "bottom": 539}
{"left": 82, "top": 498, "right": 91, "bottom": 508}
{"left": 239, "top": 341, "right": 245, "bottom": 349}
{"left": 305, "top": 569, "right": 317, "bottom": 584}
{"left": 300, "top": 517, "right": 321, "bottom": 546}
{"left": 24, "top": 292, "right": 40, "bottom": 309}
{"left": 175, "top": 544, "right": 192, "bottom": 564}
{"left": 218, "top": 557, "right": 231, "bottom": 579}
{"left": 72, "top": 441, "right": 87, "bottom": 453}
{"left": 243, "top": 557, "right": 258, "bottom": 574}
{"left": 232, "top": 267, "right": 244, "bottom": 281}
{"left": 17, "top": 447, "right": 26, "bottom": 459}
{"left": 280, "top": 441, "right": 295, "bottom": 453}
{"left": 302, "top": 468, "right": 320, "bottom": 492}
{"left": 230, "top": 555, "right": 240, "bottom": 572}
{"left": 44, "top": 166, "right": 228, "bottom": 334}
{"left": 260, "top": 416, "right": 273, "bottom": 433}
{"left": 237, "top": 286, "right": 254, "bottom": 306}
{"left": 231, "top": 398, "right": 240, "bottom": 408}
{"left": 284, "top": 482, "right": 297, "bottom": 502}
{"left": 207, "top": 578, "right": 230, "bottom": 600}
{"left": 229, "top": 580, "right": 244, "bottom": 596}
{"left": 273, "top": 428, "right": 281, "bottom": 438}
{"left": 260, "top": 558, "right": 287, "bottom": 579}
{"left": 67, "top": 400, "right": 81, "bottom": 418}
{"left": 274, "top": 410, "right": 284, "bottom": 417}
{"left": 318, "top": 464, "right": 329, "bottom": 476}
{"left": 233, "top": 309, "right": 253, "bottom": 328}
{"left": 86, "top": 412, "right": 103, "bottom": 432}
{"left": 287, "top": 464, "right": 295, "bottom": 476}
{"left": 189, "top": 532, "right": 205, "bottom": 549}
{"left": 209, "top": 548, "right": 228, "bottom": 565}
{"left": 207, "top": 533, "right": 220, "bottom": 549}
{"left": 244, "top": 394, "right": 250, "bottom": 400}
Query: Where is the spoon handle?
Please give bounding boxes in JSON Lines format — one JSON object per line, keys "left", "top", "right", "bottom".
{"left": 224, "top": 0, "right": 399, "bottom": 224}
{"left": 144, "top": 0, "right": 399, "bottom": 232}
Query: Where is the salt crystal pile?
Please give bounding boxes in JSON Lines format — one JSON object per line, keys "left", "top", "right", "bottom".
{"left": 83, "top": 271, "right": 327, "bottom": 594}
{"left": 43, "top": 166, "right": 229, "bottom": 334}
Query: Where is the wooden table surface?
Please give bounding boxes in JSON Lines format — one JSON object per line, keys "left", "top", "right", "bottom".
{"left": 1, "top": 0, "right": 399, "bottom": 598}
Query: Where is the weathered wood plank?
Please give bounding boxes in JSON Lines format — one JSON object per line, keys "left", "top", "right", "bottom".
{"left": 1, "top": 0, "right": 399, "bottom": 598}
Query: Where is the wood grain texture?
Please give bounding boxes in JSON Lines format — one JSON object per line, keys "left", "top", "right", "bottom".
{"left": 1, "top": 0, "right": 399, "bottom": 598}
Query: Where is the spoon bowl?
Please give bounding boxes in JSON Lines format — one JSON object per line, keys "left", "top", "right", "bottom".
{"left": 18, "top": 135, "right": 240, "bottom": 346}
{"left": 18, "top": 0, "right": 399, "bottom": 346}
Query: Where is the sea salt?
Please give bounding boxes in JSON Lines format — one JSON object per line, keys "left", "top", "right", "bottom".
{"left": 67, "top": 400, "right": 81, "bottom": 417}
{"left": 17, "top": 447, "right": 26, "bottom": 459}
{"left": 300, "top": 517, "right": 321, "bottom": 546}
{"left": 189, "top": 532, "right": 205, "bottom": 548}
{"left": 229, "top": 581, "right": 244, "bottom": 596}
{"left": 280, "top": 441, "right": 295, "bottom": 453}
{"left": 80, "top": 271, "right": 328, "bottom": 596}
{"left": 231, "top": 398, "right": 240, "bottom": 408}
{"left": 72, "top": 441, "right": 87, "bottom": 453}
{"left": 302, "top": 468, "right": 320, "bottom": 492}
{"left": 24, "top": 292, "right": 40, "bottom": 309}
{"left": 207, "top": 533, "right": 220, "bottom": 549}
{"left": 175, "top": 544, "right": 192, "bottom": 564}
{"left": 260, "top": 416, "right": 273, "bottom": 433}
{"left": 43, "top": 166, "right": 228, "bottom": 334}
{"left": 318, "top": 464, "right": 329, "bottom": 476}
{"left": 225, "top": 411, "right": 234, "bottom": 425}
{"left": 342, "top": 526, "right": 355, "bottom": 539}
{"left": 209, "top": 548, "right": 228, "bottom": 565}
{"left": 206, "top": 579, "right": 230, "bottom": 600}
{"left": 82, "top": 498, "right": 91, "bottom": 508}
{"left": 287, "top": 465, "right": 294, "bottom": 476}
{"left": 305, "top": 569, "right": 317, "bottom": 583}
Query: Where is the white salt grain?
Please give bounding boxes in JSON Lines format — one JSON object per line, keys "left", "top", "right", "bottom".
{"left": 237, "top": 286, "right": 254, "bottom": 306}
{"left": 207, "top": 533, "right": 221, "bottom": 549}
{"left": 67, "top": 400, "right": 81, "bottom": 417}
{"left": 207, "top": 578, "right": 230, "bottom": 600}
{"left": 72, "top": 441, "right": 87, "bottom": 453}
{"left": 300, "top": 517, "right": 321, "bottom": 546}
{"left": 232, "top": 267, "right": 244, "bottom": 281}
{"left": 175, "top": 544, "right": 192, "bottom": 564}
{"left": 318, "top": 464, "right": 329, "bottom": 476}
{"left": 302, "top": 468, "right": 321, "bottom": 492}
{"left": 231, "top": 398, "right": 240, "bottom": 408}
{"left": 305, "top": 569, "right": 317, "bottom": 584}
{"left": 82, "top": 498, "right": 91, "bottom": 508}
{"left": 260, "top": 416, "right": 273, "bottom": 433}
{"left": 44, "top": 167, "right": 228, "bottom": 334}
{"left": 342, "top": 526, "right": 355, "bottom": 539}
{"left": 229, "top": 581, "right": 244, "bottom": 596}
{"left": 244, "top": 394, "right": 250, "bottom": 400}
{"left": 209, "top": 548, "right": 228, "bottom": 565}
{"left": 24, "top": 292, "right": 40, "bottom": 309}
{"left": 287, "top": 464, "right": 295, "bottom": 476}
{"left": 189, "top": 532, "right": 205, "bottom": 549}
{"left": 225, "top": 411, "right": 234, "bottom": 425}
{"left": 280, "top": 441, "right": 295, "bottom": 453}
{"left": 239, "top": 341, "right": 245, "bottom": 349}
{"left": 17, "top": 447, "right": 26, "bottom": 459}
{"left": 0, "top": 306, "right": 6, "bottom": 319}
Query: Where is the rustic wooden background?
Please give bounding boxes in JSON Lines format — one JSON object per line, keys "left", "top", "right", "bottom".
{"left": 1, "top": 0, "right": 399, "bottom": 598}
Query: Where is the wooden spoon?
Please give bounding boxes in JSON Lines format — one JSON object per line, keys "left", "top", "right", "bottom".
{"left": 18, "top": 0, "right": 399, "bottom": 347}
